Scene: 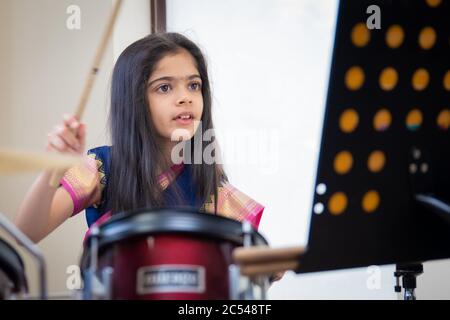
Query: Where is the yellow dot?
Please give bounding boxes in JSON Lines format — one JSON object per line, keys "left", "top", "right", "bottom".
{"left": 379, "top": 67, "right": 398, "bottom": 91}
{"left": 412, "top": 68, "right": 430, "bottom": 91}
{"left": 437, "top": 109, "right": 450, "bottom": 130}
{"left": 334, "top": 151, "right": 353, "bottom": 175}
{"left": 328, "top": 192, "right": 348, "bottom": 216}
{"left": 418, "top": 27, "right": 436, "bottom": 50}
{"left": 426, "top": 0, "right": 441, "bottom": 7}
{"left": 443, "top": 70, "right": 450, "bottom": 91}
{"left": 406, "top": 109, "right": 423, "bottom": 131}
{"left": 339, "top": 109, "right": 359, "bottom": 133}
{"left": 362, "top": 190, "right": 380, "bottom": 213}
{"left": 373, "top": 109, "right": 392, "bottom": 131}
{"left": 351, "top": 23, "right": 370, "bottom": 47}
{"left": 345, "top": 66, "right": 365, "bottom": 90}
{"left": 386, "top": 25, "right": 404, "bottom": 49}
{"left": 367, "top": 150, "right": 386, "bottom": 173}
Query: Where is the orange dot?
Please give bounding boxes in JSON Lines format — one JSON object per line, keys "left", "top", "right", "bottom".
{"left": 362, "top": 190, "right": 380, "bottom": 213}
{"left": 373, "top": 109, "right": 392, "bottom": 131}
{"left": 339, "top": 109, "right": 359, "bottom": 133}
{"left": 406, "top": 109, "right": 423, "bottom": 131}
{"left": 386, "top": 25, "right": 404, "bottom": 49}
{"left": 426, "top": 0, "right": 441, "bottom": 7}
{"left": 345, "top": 66, "right": 365, "bottom": 90}
{"left": 367, "top": 150, "right": 386, "bottom": 173}
{"left": 379, "top": 67, "right": 398, "bottom": 91}
{"left": 443, "top": 70, "right": 450, "bottom": 91}
{"left": 334, "top": 151, "right": 353, "bottom": 175}
{"left": 351, "top": 23, "right": 370, "bottom": 47}
{"left": 412, "top": 68, "right": 430, "bottom": 91}
{"left": 437, "top": 109, "right": 450, "bottom": 130}
{"left": 418, "top": 27, "right": 436, "bottom": 50}
{"left": 328, "top": 192, "right": 348, "bottom": 216}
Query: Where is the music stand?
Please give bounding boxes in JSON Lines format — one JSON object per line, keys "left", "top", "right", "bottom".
{"left": 296, "top": 0, "right": 450, "bottom": 300}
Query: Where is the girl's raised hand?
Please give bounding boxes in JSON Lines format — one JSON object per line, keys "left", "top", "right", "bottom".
{"left": 46, "top": 114, "right": 86, "bottom": 155}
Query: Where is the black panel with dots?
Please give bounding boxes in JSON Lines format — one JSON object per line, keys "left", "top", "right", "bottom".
{"left": 299, "top": 0, "right": 450, "bottom": 273}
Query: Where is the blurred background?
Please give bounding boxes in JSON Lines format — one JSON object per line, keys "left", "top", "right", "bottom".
{"left": 0, "top": 0, "right": 449, "bottom": 299}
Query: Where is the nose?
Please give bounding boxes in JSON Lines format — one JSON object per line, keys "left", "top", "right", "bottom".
{"left": 176, "top": 96, "right": 192, "bottom": 106}
{"left": 176, "top": 87, "right": 193, "bottom": 106}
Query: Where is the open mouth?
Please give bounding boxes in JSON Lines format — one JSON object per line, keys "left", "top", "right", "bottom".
{"left": 173, "top": 113, "right": 194, "bottom": 125}
{"left": 174, "top": 114, "right": 193, "bottom": 120}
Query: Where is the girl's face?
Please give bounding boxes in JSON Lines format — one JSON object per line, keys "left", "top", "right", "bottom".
{"left": 147, "top": 49, "right": 204, "bottom": 143}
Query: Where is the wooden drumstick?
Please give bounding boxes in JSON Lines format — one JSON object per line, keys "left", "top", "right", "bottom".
{"left": 49, "top": 0, "right": 123, "bottom": 188}
{"left": 233, "top": 245, "right": 305, "bottom": 265}
{"left": 0, "top": 148, "right": 83, "bottom": 174}
{"left": 239, "top": 259, "right": 300, "bottom": 277}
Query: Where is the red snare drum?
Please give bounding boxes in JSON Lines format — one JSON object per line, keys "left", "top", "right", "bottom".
{"left": 80, "top": 208, "right": 268, "bottom": 300}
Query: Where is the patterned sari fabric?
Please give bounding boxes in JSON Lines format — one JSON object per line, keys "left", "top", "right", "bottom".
{"left": 60, "top": 146, "right": 264, "bottom": 239}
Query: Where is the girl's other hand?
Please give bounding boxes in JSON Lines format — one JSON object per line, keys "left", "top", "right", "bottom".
{"left": 270, "top": 271, "right": 286, "bottom": 283}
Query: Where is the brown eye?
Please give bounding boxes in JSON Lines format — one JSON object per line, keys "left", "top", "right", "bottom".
{"left": 189, "top": 82, "right": 202, "bottom": 91}
{"left": 157, "top": 84, "right": 171, "bottom": 93}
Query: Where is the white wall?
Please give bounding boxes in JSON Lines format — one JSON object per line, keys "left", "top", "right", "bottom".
{"left": 166, "top": 0, "right": 450, "bottom": 300}
{"left": 112, "top": 0, "right": 150, "bottom": 62}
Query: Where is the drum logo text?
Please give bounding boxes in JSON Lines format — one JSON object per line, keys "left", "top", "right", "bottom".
{"left": 136, "top": 265, "right": 205, "bottom": 294}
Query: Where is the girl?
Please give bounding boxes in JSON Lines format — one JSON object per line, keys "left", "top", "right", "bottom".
{"left": 15, "top": 32, "right": 283, "bottom": 282}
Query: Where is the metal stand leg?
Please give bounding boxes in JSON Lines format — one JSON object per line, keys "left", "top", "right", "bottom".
{"left": 394, "top": 263, "right": 423, "bottom": 300}
{"left": 0, "top": 213, "right": 47, "bottom": 299}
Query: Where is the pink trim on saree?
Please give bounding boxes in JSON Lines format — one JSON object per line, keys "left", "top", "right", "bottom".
{"left": 157, "top": 163, "right": 185, "bottom": 191}
{"left": 60, "top": 154, "right": 103, "bottom": 216}
{"left": 201, "top": 182, "right": 265, "bottom": 230}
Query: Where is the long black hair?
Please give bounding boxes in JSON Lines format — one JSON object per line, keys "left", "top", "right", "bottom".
{"left": 105, "top": 32, "right": 227, "bottom": 215}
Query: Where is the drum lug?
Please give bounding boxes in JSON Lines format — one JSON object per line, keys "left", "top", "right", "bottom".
{"left": 83, "top": 267, "right": 113, "bottom": 300}
{"left": 101, "top": 267, "right": 114, "bottom": 300}
{"left": 242, "top": 220, "right": 254, "bottom": 248}
{"left": 228, "top": 264, "right": 254, "bottom": 299}
{"left": 254, "top": 275, "right": 270, "bottom": 300}
{"left": 229, "top": 264, "right": 269, "bottom": 300}
{"left": 228, "top": 264, "right": 240, "bottom": 300}
{"left": 231, "top": 221, "right": 270, "bottom": 300}
{"left": 83, "top": 226, "right": 109, "bottom": 300}
{"left": 91, "top": 271, "right": 105, "bottom": 299}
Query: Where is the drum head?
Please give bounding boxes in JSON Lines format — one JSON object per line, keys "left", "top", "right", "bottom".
{"left": 85, "top": 207, "right": 268, "bottom": 250}
{"left": 0, "top": 238, "right": 27, "bottom": 295}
